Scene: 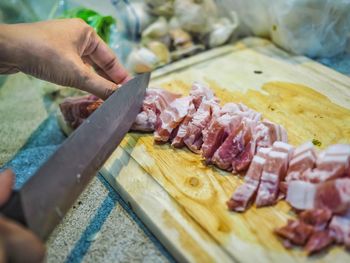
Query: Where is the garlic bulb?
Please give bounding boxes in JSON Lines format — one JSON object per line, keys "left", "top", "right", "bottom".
{"left": 174, "top": 0, "right": 217, "bottom": 34}
{"left": 145, "top": 0, "right": 174, "bottom": 17}
{"left": 146, "top": 41, "right": 171, "bottom": 65}
{"left": 208, "top": 11, "right": 239, "bottom": 48}
{"left": 142, "top": 17, "right": 169, "bottom": 39}
{"left": 127, "top": 47, "right": 159, "bottom": 73}
{"left": 170, "top": 28, "right": 193, "bottom": 49}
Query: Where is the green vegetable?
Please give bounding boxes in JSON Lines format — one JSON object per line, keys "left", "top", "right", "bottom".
{"left": 62, "top": 8, "right": 116, "bottom": 43}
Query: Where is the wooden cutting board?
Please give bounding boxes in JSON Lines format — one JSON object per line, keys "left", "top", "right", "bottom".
{"left": 101, "top": 37, "right": 350, "bottom": 263}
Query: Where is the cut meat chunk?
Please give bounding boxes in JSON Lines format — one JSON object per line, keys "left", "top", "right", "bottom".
{"left": 272, "top": 141, "right": 294, "bottom": 158}
{"left": 275, "top": 219, "right": 314, "bottom": 246}
{"left": 132, "top": 88, "right": 181, "bottom": 132}
{"left": 211, "top": 120, "right": 249, "bottom": 171}
{"left": 60, "top": 95, "right": 103, "bottom": 129}
{"left": 286, "top": 150, "right": 316, "bottom": 182}
{"left": 254, "top": 121, "right": 288, "bottom": 149}
{"left": 256, "top": 147, "right": 272, "bottom": 159}
{"left": 299, "top": 209, "right": 332, "bottom": 231}
{"left": 255, "top": 151, "right": 289, "bottom": 207}
{"left": 227, "top": 155, "right": 266, "bottom": 211}
{"left": 305, "top": 230, "right": 334, "bottom": 255}
{"left": 287, "top": 178, "right": 350, "bottom": 214}
{"left": 171, "top": 101, "right": 196, "bottom": 147}
{"left": 292, "top": 141, "right": 316, "bottom": 159}
{"left": 154, "top": 96, "right": 192, "bottom": 142}
{"left": 184, "top": 100, "right": 217, "bottom": 153}
{"left": 189, "top": 82, "right": 219, "bottom": 109}
{"left": 329, "top": 215, "right": 350, "bottom": 248}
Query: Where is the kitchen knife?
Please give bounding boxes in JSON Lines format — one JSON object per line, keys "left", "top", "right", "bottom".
{"left": 0, "top": 72, "right": 150, "bottom": 240}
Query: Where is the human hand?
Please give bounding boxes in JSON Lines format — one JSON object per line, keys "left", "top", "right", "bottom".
{"left": 0, "top": 19, "right": 131, "bottom": 100}
{"left": 0, "top": 169, "right": 45, "bottom": 263}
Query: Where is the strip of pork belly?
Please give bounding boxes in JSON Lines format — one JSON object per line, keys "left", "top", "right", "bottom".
{"left": 189, "top": 82, "right": 219, "bottom": 109}
{"left": 299, "top": 209, "right": 333, "bottom": 231}
{"left": 131, "top": 88, "right": 181, "bottom": 132}
{"left": 275, "top": 219, "right": 314, "bottom": 246}
{"left": 183, "top": 100, "right": 218, "bottom": 153}
{"left": 60, "top": 95, "right": 103, "bottom": 129}
{"left": 154, "top": 96, "right": 193, "bottom": 142}
{"left": 287, "top": 178, "right": 350, "bottom": 213}
{"left": 227, "top": 155, "right": 266, "bottom": 211}
{"left": 231, "top": 120, "right": 259, "bottom": 172}
{"left": 201, "top": 106, "right": 243, "bottom": 162}
{"left": 255, "top": 121, "right": 288, "bottom": 149}
{"left": 304, "top": 230, "right": 334, "bottom": 254}
{"left": 329, "top": 214, "right": 350, "bottom": 248}
{"left": 255, "top": 151, "right": 289, "bottom": 207}
{"left": 171, "top": 101, "right": 196, "bottom": 147}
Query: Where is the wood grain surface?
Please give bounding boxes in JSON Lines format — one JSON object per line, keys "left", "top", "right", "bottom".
{"left": 101, "top": 38, "right": 350, "bottom": 263}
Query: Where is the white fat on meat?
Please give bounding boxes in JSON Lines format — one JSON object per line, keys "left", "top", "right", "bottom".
{"left": 286, "top": 181, "right": 316, "bottom": 210}
{"left": 228, "top": 155, "right": 266, "bottom": 211}
{"left": 287, "top": 178, "right": 350, "bottom": 213}
{"left": 329, "top": 215, "right": 350, "bottom": 248}
{"left": 190, "top": 82, "right": 219, "bottom": 108}
{"left": 255, "top": 151, "right": 289, "bottom": 207}
{"left": 154, "top": 96, "right": 192, "bottom": 142}
{"left": 272, "top": 141, "right": 294, "bottom": 158}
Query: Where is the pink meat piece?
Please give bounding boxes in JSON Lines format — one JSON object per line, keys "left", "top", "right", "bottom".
{"left": 305, "top": 230, "right": 334, "bottom": 255}
{"left": 275, "top": 219, "right": 314, "bottom": 246}
{"left": 132, "top": 88, "right": 181, "bottom": 132}
{"left": 183, "top": 100, "right": 218, "bottom": 153}
{"left": 255, "top": 121, "right": 288, "bottom": 149}
{"left": 255, "top": 150, "right": 289, "bottom": 207}
{"left": 154, "top": 96, "right": 193, "bottom": 142}
{"left": 286, "top": 151, "right": 317, "bottom": 182}
{"left": 287, "top": 178, "right": 350, "bottom": 214}
{"left": 299, "top": 209, "right": 332, "bottom": 231}
{"left": 227, "top": 155, "right": 266, "bottom": 211}
{"left": 189, "top": 82, "right": 219, "bottom": 109}
{"left": 231, "top": 120, "right": 259, "bottom": 172}
{"left": 59, "top": 95, "right": 103, "bottom": 129}
{"left": 272, "top": 141, "right": 294, "bottom": 158}
{"left": 171, "top": 101, "right": 196, "bottom": 147}
{"left": 201, "top": 112, "right": 242, "bottom": 162}
{"left": 301, "top": 144, "right": 350, "bottom": 183}
{"left": 329, "top": 215, "right": 350, "bottom": 248}
{"left": 211, "top": 120, "right": 252, "bottom": 171}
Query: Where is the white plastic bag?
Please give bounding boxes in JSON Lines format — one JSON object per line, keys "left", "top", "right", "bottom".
{"left": 269, "top": 0, "right": 350, "bottom": 58}
{"left": 229, "top": 0, "right": 350, "bottom": 58}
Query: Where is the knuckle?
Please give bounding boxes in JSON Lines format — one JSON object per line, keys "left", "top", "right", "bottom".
{"left": 103, "top": 57, "right": 118, "bottom": 72}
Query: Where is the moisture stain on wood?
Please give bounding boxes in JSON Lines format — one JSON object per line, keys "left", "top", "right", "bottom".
{"left": 119, "top": 80, "right": 350, "bottom": 255}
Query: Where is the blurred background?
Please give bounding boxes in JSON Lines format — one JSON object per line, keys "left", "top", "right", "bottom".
{"left": 1, "top": 0, "right": 349, "bottom": 75}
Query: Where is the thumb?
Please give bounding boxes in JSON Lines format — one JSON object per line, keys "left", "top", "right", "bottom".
{"left": 0, "top": 169, "right": 14, "bottom": 206}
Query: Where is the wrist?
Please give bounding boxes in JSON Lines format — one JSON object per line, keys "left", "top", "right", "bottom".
{"left": 0, "top": 24, "right": 26, "bottom": 74}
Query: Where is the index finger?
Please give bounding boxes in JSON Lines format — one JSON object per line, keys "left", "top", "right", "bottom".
{"left": 84, "top": 32, "right": 131, "bottom": 85}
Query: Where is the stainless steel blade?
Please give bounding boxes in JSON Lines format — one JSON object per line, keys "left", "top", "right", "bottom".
{"left": 6, "top": 73, "right": 150, "bottom": 240}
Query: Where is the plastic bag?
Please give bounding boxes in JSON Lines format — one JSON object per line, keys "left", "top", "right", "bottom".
{"left": 229, "top": 0, "right": 350, "bottom": 58}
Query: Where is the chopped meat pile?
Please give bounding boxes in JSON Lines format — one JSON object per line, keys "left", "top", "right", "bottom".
{"left": 59, "top": 82, "right": 350, "bottom": 255}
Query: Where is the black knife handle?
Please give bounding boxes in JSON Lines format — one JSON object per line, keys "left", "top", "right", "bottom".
{"left": 0, "top": 190, "right": 26, "bottom": 226}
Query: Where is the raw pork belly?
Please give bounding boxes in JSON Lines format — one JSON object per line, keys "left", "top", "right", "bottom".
{"left": 154, "top": 96, "right": 193, "bottom": 142}
{"left": 60, "top": 95, "right": 103, "bottom": 129}
{"left": 329, "top": 214, "right": 350, "bottom": 249}
{"left": 132, "top": 88, "right": 181, "bottom": 131}
{"left": 286, "top": 178, "right": 350, "bottom": 214}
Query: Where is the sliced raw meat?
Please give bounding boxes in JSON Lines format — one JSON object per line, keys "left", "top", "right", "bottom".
{"left": 189, "top": 82, "right": 219, "bottom": 109}
{"left": 59, "top": 95, "right": 102, "bottom": 129}
{"left": 154, "top": 96, "right": 193, "bottom": 142}
{"left": 171, "top": 101, "right": 196, "bottom": 147}
{"left": 255, "top": 151, "right": 289, "bottom": 207}
{"left": 231, "top": 120, "right": 258, "bottom": 172}
{"left": 299, "top": 209, "right": 332, "bottom": 231}
{"left": 184, "top": 100, "right": 218, "bottom": 153}
{"left": 227, "top": 155, "right": 266, "bottom": 211}
{"left": 287, "top": 178, "right": 350, "bottom": 213}
{"left": 286, "top": 150, "right": 316, "bottom": 182}
{"left": 255, "top": 121, "right": 288, "bottom": 149}
{"left": 329, "top": 215, "right": 350, "bottom": 248}
{"left": 272, "top": 141, "right": 294, "bottom": 158}
{"left": 132, "top": 88, "right": 181, "bottom": 132}
{"left": 305, "top": 230, "right": 334, "bottom": 255}
{"left": 275, "top": 219, "right": 314, "bottom": 246}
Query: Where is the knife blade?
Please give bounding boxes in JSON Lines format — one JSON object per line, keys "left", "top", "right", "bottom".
{"left": 0, "top": 72, "right": 150, "bottom": 240}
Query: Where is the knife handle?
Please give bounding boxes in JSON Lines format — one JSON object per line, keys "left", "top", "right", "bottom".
{"left": 0, "top": 190, "right": 26, "bottom": 226}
